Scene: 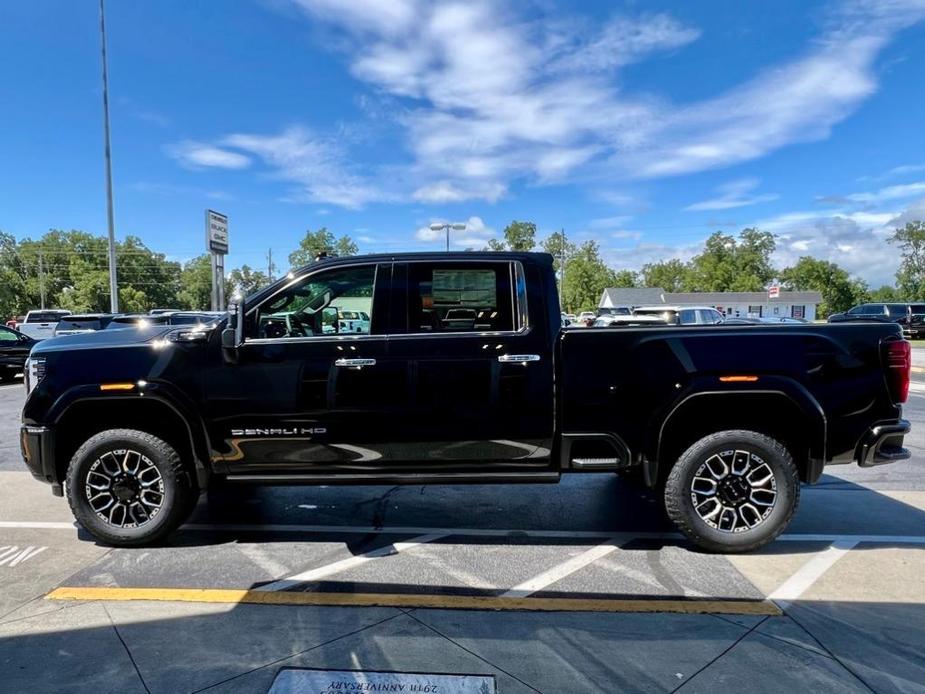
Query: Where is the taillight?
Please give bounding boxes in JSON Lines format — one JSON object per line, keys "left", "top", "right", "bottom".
{"left": 883, "top": 339, "right": 911, "bottom": 403}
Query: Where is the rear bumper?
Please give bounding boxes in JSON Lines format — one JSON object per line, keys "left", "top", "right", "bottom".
{"left": 20, "top": 425, "right": 63, "bottom": 496}
{"left": 857, "top": 419, "right": 912, "bottom": 468}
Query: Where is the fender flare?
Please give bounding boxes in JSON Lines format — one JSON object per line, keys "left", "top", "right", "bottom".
{"left": 647, "top": 377, "right": 827, "bottom": 486}
{"left": 48, "top": 382, "right": 213, "bottom": 477}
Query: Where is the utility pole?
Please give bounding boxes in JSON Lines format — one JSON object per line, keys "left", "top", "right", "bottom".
{"left": 560, "top": 228, "right": 566, "bottom": 313}
{"left": 266, "top": 248, "right": 275, "bottom": 281}
{"left": 99, "top": 0, "right": 119, "bottom": 313}
{"left": 38, "top": 251, "right": 46, "bottom": 310}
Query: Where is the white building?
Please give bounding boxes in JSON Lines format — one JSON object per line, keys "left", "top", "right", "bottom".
{"left": 600, "top": 288, "right": 822, "bottom": 321}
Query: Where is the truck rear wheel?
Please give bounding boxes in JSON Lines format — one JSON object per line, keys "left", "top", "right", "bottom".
{"left": 65, "top": 429, "right": 194, "bottom": 547}
{"left": 664, "top": 430, "right": 800, "bottom": 553}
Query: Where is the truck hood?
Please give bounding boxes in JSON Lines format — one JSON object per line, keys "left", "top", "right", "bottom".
{"left": 31, "top": 325, "right": 179, "bottom": 354}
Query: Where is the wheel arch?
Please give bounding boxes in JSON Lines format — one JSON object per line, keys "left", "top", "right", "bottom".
{"left": 648, "top": 384, "right": 826, "bottom": 487}
{"left": 52, "top": 393, "right": 211, "bottom": 489}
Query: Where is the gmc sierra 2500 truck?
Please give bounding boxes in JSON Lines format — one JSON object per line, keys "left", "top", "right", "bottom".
{"left": 21, "top": 252, "right": 911, "bottom": 552}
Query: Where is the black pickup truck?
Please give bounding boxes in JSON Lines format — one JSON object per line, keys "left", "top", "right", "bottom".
{"left": 21, "top": 252, "right": 911, "bottom": 552}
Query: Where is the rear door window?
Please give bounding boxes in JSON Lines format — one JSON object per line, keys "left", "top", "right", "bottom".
{"left": 399, "top": 262, "right": 517, "bottom": 334}
{"left": 679, "top": 309, "right": 698, "bottom": 325}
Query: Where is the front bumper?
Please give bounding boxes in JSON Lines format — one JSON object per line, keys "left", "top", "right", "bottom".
{"left": 20, "top": 425, "right": 63, "bottom": 496}
{"left": 857, "top": 419, "right": 912, "bottom": 468}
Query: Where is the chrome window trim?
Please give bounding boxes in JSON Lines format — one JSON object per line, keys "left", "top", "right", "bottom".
{"left": 246, "top": 262, "right": 380, "bottom": 340}
{"left": 243, "top": 334, "right": 386, "bottom": 346}
{"left": 243, "top": 257, "right": 533, "bottom": 344}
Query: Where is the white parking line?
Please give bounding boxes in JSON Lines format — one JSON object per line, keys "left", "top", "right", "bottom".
{"left": 768, "top": 540, "right": 858, "bottom": 609}
{"left": 2, "top": 520, "right": 925, "bottom": 546}
{"left": 254, "top": 532, "right": 447, "bottom": 592}
{"left": 501, "top": 539, "right": 620, "bottom": 598}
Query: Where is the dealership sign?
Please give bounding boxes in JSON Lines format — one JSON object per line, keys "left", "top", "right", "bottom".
{"left": 206, "top": 209, "right": 229, "bottom": 254}
{"left": 768, "top": 285, "right": 780, "bottom": 299}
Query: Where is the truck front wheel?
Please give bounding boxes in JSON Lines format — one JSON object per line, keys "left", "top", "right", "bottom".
{"left": 65, "top": 429, "right": 194, "bottom": 547}
{"left": 664, "top": 430, "right": 800, "bottom": 553}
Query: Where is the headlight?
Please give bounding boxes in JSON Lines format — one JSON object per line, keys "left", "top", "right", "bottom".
{"left": 25, "top": 357, "right": 46, "bottom": 394}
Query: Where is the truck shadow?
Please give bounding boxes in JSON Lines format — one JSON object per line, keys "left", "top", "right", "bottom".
{"left": 128, "top": 471, "right": 925, "bottom": 556}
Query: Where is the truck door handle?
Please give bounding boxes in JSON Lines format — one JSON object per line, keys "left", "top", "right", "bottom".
{"left": 334, "top": 358, "right": 376, "bottom": 367}
{"left": 497, "top": 354, "right": 541, "bottom": 363}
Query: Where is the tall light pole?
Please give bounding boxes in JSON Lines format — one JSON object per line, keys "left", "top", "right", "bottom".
{"left": 99, "top": 0, "right": 119, "bottom": 313}
{"left": 429, "top": 222, "right": 467, "bottom": 251}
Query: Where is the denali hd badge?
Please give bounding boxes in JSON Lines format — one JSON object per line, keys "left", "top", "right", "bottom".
{"left": 231, "top": 427, "right": 326, "bottom": 437}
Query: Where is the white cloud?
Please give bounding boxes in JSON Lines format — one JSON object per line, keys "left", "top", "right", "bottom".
{"left": 589, "top": 215, "right": 632, "bottom": 229}
{"left": 684, "top": 178, "right": 778, "bottom": 211}
{"left": 165, "top": 141, "right": 251, "bottom": 169}
{"left": 170, "top": 1, "right": 925, "bottom": 206}
{"left": 415, "top": 216, "right": 494, "bottom": 246}
{"left": 749, "top": 205, "right": 910, "bottom": 285}
{"left": 222, "top": 127, "right": 388, "bottom": 208}
{"left": 550, "top": 14, "right": 700, "bottom": 73}
{"left": 844, "top": 181, "right": 925, "bottom": 203}
{"left": 412, "top": 181, "right": 506, "bottom": 204}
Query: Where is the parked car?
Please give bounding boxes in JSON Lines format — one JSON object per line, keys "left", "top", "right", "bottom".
{"left": 336, "top": 309, "right": 371, "bottom": 334}
{"left": 828, "top": 303, "right": 911, "bottom": 325}
{"left": 578, "top": 311, "right": 597, "bottom": 326}
{"left": 592, "top": 315, "right": 668, "bottom": 327}
{"left": 54, "top": 314, "right": 114, "bottom": 337}
{"left": 17, "top": 309, "right": 71, "bottom": 341}
{"left": 105, "top": 314, "right": 172, "bottom": 330}
{"left": 6, "top": 316, "right": 24, "bottom": 329}
{"left": 633, "top": 305, "right": 725, "bottom": 325}
{"left": 722, "top": 317, "right": 764, "bottom": 325}
{"left": 22, "top": 252, "right": 911, "bottom": 553}
{"left": 0, "top": 325, "right": 34, "bottom": 381}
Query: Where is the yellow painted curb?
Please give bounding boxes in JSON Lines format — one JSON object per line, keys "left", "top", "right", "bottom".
{"left": 46, "top": 586, "right": 781, "bottom": 616}
{"left": 911, "top": 366, "right": 925, "bottom": 374}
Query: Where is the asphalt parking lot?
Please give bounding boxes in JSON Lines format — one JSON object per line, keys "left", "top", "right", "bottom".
{"left": 1, "top": 379, "right": 924, "bottom": 693}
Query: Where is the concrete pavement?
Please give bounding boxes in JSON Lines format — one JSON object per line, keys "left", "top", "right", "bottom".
{"left": 1, "top": 380, "right": 925, "bottom": 692}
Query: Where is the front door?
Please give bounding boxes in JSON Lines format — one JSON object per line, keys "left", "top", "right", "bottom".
{"left": 205, "top": 262, "right": 402, "bottom": 474}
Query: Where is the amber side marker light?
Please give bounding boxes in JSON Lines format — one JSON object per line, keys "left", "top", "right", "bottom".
{"left": 99, "top": 383, "right": 135, "bottom": 391}
{"left": 719, "top": 375, "right": 759, "bottom": 383}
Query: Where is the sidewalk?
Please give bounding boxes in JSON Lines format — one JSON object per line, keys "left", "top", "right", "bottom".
{"left": 0, "top": 596, "right": 880, "bottom": 693}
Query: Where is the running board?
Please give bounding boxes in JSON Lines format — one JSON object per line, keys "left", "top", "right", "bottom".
{"left": 222, "top": 471, "right": 561, "bottom": 486}
{"left": 571, "top": 458, "right": 622, "bottom": 470}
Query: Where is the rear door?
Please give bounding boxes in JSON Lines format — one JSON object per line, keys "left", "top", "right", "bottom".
{"left": 384, "top": 259, "right": 555, "bottom": 468}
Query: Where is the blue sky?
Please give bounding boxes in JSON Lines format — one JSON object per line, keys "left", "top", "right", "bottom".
{"left": 2, "top": 0, "right": 925, "bottom": 286}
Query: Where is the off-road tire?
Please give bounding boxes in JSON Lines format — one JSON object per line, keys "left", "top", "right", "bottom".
{"left": 66, "top": 429, "right": 194, "bottom": 547}
{"left": 664, "top": 430, "right": 800, "bottom": 553}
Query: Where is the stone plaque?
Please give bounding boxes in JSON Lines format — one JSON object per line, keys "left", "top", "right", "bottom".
{"left": 268, "top": 668, "right": 496, "bottom": 694}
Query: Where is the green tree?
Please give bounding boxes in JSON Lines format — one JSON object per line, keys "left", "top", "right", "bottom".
{"left": 178, "top": 255, "right": 213, "bottom": 310}
{"left": 541, "top": 230, "right": 576, "bottom": 276}
{"left": 486, "top": 220, "right": 537, "bottom": 252}
{"left": 228, "top": 265, "right": 271, "bottom": 297}
{"left": 0, "top": 232, "right": 26, "bottom": 319}
{"left": 869, "top": 285, "right": 900, "bottom": 302}
{"left": 779, "top": 256, "right": 867, "bottom": 317}
{"left": 612, "top": 269, "right": 638, "bottom": 287}
{"left": 731, "top": 228, "right": 777, "bottom": 291}
{"left": 640, "top": 259, "right": 689, "bottom": 291}
{"left": 502, "top": 220, "right": 536, "bottom": 251}
{"left": 561, "top": 241, "right": 617, "bottom": 313}
{"left": 687, "top": 229, "right": 776, "bottom": 292}
{"left": 288, "top": 227, "right": 358, "bottom": 267}
{"left": 891, "top": 221, "right": 925, "bottom": 300}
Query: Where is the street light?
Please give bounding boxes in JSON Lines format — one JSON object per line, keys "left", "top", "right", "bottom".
{"left": 429, "top": 222, "right": 467, "bottom": 251}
